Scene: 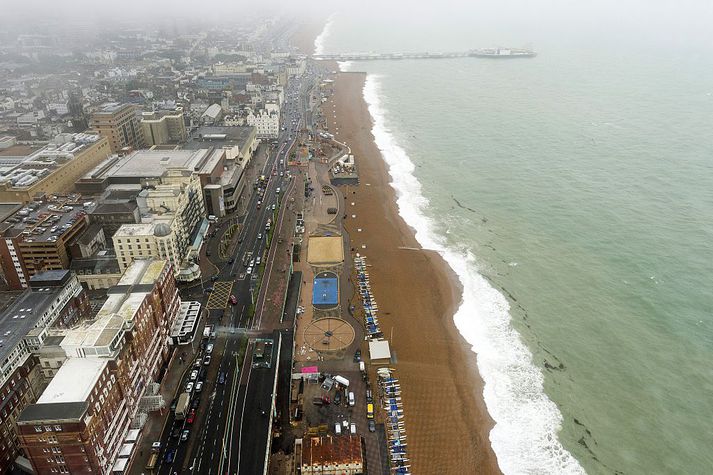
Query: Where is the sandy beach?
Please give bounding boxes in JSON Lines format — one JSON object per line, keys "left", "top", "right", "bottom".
{"left": 325, "top": 71, "right": 502, "bottom": 474}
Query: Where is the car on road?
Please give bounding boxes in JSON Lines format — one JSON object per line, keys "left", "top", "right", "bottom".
{"left": 165, "top": 448, "right": 176, "bottom": 463}
{"left": 368, "top": 420, "right": 376, "bottom": 432}
{"left": 334, "top": 423, "right": 341, "bottom": 435}
{"left": 195, "top": 381, "right": 203, "bottom": 393}
{"left": 229, "top": 295, "right": 237, "bottom": 305}
{"left": 350, "top": 423, "right": 357, "bottom": 435}
{"left": 206, "top": 343, "right": 214, "bottom": 354}
{"left": 354, "top": 349, "right": 361, "bottom": 362}
{"left": 228, "top": 257, "right": 235, "bottom": 264}
{"left": 348, "top": 391, "right": 355, "bottom": 407}
{"left": 246, "top": 266, "right": 253, "bottom": 275}
{"left": 171, "top": 428, "right": 181, "bottom": 439}
{"left": 191, "top": 398, "right": 200, "bottom": 409}
{"left": 276, "top": 187, "right": 281, "bottom": 194}
{"left": 257, "top": 233, "right": 262, "bottom": 240}
{"left": 203, "top": 355, "right": 211, "bottom": 366}
{"left": 210, "top": 330, "right": 216, "bottom": 340}
{"left": 249, "top": 258, "right": 255, "bottom": 267}
{"left": 180, "top": 429, "right": 190, "bottom": 442}
{"left": 256, "top": 256, "right": 261, "bottom": 265}
{"left": 218, "top": 371, "right": 226, "bottom": 384}
{"left": 367, "top": 403, "right": 374, "bottom": 419}
{"left": 170, "top": 398, "right": 178, "bottom": 411}
{"left": 190, "top": 370, "right": 198, "bottom": 381}
{"left": 187, "top": 409, "right": 196, "bottom": 424}
{"left": 271, "top": 204, "right": 276, "bottom": 210}
{"left": 203, "top": 286, "right": 213, "bottom": 293}
{"left": 185, "top": 381, "right": 194, "bottom": 393}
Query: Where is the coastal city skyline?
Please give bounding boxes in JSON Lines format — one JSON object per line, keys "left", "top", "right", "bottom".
{"left": 1, "top": 1, "right": 712, "bottom": 474}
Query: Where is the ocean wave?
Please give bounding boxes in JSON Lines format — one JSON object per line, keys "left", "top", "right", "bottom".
{"left": 313, "top": 14, "right": 335, "bottom": 56}
{"left": 361, "top": 73, "right": 586, "bottom": 475}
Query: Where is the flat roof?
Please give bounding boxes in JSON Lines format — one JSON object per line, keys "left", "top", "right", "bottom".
{"left": 1, "top": 197, "right": 91, "bottom": 243}
{"left": 17, "top": 401, "right": 89, "bottom": 424}
{"left": 37, "top": 357, "right": 107, "bottom": 403}
{"left": 85, "top": 149, "right": 211, "bottom": 181}
{"left": 368, "top": 339, "right": 392, "bottom": 361}
{"left": 183, "top": 126, "right": 256, "bottom": 152}
{"left": 0, "top": 277, "right": 67, "bottom": 363}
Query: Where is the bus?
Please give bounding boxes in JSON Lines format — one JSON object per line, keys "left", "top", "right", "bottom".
{"left": 145, "top": 453, "right": 159, "bottom": 471}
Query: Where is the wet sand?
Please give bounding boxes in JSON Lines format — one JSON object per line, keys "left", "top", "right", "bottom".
{"left": 325, "top": 71, "right": 502, "bottom": 474}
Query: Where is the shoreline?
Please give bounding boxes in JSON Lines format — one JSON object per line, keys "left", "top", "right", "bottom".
{"left": 327, "top": 70, "right": 502, "bottom": 474}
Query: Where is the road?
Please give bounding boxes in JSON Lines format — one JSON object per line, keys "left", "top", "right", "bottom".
{"left": 153, "top": 67, "right": 318, "bottom": 475}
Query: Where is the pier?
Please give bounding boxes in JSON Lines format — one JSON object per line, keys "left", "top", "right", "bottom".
{"left": 313, "top": 48, "right": 536, "bottom": 62}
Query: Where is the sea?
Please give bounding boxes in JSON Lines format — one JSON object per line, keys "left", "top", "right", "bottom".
{"left": 314, "top": 2, "right": 713, "bottom": 474}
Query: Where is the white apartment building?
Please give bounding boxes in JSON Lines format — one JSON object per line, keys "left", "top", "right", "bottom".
{"left": 246, "top": 103, "right": 280, "bottom": 139}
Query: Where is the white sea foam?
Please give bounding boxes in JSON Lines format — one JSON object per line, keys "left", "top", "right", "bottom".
{"left": 361, "top": 74, "right": 587, "bottom": 475}
{"left": 313, "top": 14, "right": 335, "bottom": 56}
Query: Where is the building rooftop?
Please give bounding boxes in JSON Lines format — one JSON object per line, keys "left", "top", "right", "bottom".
{"left": 36, "top": 357, "right": 107, "bottom": 404}
{"left": 17, "top": 401, "right": 89, "bottom": 424}
{"left": 0, "top": 195, "right": 91, "bottom": 243}
{"left": 84, "top": 149, "right": 211, "bottom": 181}
{"left": 0, "top": 272, "right": 70, "bottom": 364}
{"left": 0, "top": 133, "right": 103, "bottom": 190}
{"left": 302, "top": 435, "right": 363, "bottom": 467}
{"left": 93, "top": 102, "right": 130, "bottom": 115}
{"left": 183, "top": 126, "right": 256, "bottom": 153}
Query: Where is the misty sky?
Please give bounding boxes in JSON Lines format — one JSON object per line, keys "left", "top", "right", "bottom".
{"left": 3, "top": 0, "right": 712, "bottom": 50}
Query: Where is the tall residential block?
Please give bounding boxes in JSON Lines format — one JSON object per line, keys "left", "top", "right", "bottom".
{"left": 140, "top": 110, "right": 187, "bottom": 146}
{"left": 16, "top": 259, "right": 180, "bottom": 475}
{"left": 89, "top": 103, "right": 145, "bottom": 153}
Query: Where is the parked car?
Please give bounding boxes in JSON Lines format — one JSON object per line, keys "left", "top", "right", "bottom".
{"left": 185, "top": 381, "right": 194, "bottom": 393}
{"left": 206, "top": 343, "right": 214, "bottom": 354}
{"left": 334, "top": 391, "right": 341, "bottom": 406}
{"left": 187, "top": 409, "right": 196, "bottom": 424}
{"left": 180, "top": 429, "right": 190, "bottom": 442}
{"left": 368, "top": 420, "right": 376, "bottom": 432}
{"left": 191, "top": 398, "right": 200, "bottom": 410}
{"left": 350, "top": 423, "right": 357, "bottom": 435}
{"left": 272, "top": 204, "right": 276, "bottom": 210}
{"left": 171, "top": 428, "right": 181, "bottom": 439}
{"left": 204, "top": 355, "right": 211, "bottom": 366}
{"left": 257, "top": 233, "right": 262, "bottom": 240}
{"left": 195, "top": 381, "right": 203, "bottom": 393}
{"left": 348, "top": 391, "right": 355, "bottom": 407}
{"left": 256, "top": 256, "right": 261, "bottom": 265}
{"left": 354, "top": 349, "right": 361, "bottom": 363}
{"left": 190, "top": 370, "right": 198, "bottom": 381}
{"left": 246, "top": 266, "right": 253, "bottom": 275}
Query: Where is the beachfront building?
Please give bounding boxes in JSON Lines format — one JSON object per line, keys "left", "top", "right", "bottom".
{"left": 0, "top": 270, "right": 91, "bottom": 473}
{"left": 89, "top": 103, "right": 145, "bottom": 153}
{"left": 112, "top": 173, "right": 205, "bottom": 282}
{"left": 0, "top": 133, "right": 110, "bottom": 204}
{"left": 16, "top": 259, "right": 180, "bottom": 475}
{"left": 245, "top": 103, "right": 280, "bottom": 139}
{"left": 298, "top": 435, "right": 363, "bottom": 474}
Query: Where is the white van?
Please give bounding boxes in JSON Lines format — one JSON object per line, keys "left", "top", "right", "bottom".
{"left": 334, "top": 423, "right": 341, "bottom": 435}
{"left": 348, "top": 392, "right": 355, "bottom": 407}
{"left": 350, "top": 423, "right": 357, "bottom": 435}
